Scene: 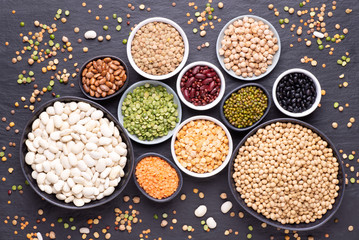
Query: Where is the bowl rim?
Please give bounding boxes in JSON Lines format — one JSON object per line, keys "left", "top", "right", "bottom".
{"left": 170, "top": 115, "right": 233, "bottom": 178}
{"left": 228, "top": 118, "right": 346, "bottom": 231}
{"left": 272, "top": 68, "right": 322, "bottom": 117}
{"left": 176, "top": 61, "right": 226, "bottom": 111}
{"left": 19, "top": 96, "right": 135, "bottom": 210}
{"left": 117, "top": 80, "right": 182, "bottom": 145}
{"left": 216, "top": 14, "right": 281, "bottom": 81}
{"left": 219, "top": 83, "right": 271, "bottom": 132}
{"left": 78, "top": 55, "right": 130, "bottom": 101}
{"left": 126, "top": 17, "right": 189, "bottom": 81}
{"left": 133, "top": 152, "right": 183, "bottom": 203}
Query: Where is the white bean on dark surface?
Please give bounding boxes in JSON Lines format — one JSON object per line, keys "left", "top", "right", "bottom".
{"left": 276, "top": 73, "right": 316, "bottom": 113}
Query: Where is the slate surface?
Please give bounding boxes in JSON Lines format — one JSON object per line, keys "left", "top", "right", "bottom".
{"left": 0, "top": 0, "right": 358, "bottom": 239}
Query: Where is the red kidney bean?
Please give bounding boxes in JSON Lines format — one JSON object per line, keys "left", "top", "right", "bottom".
{"left": 195, "top": 73, "right": 206, "bottom": 79}
{"left": 185, "top": 77, "right": 196, "bottom": 88}
{"left": 202, "top": 78, "right": 213, "bottom": 85}
{"left": 180, "top": 65, "right": 221, "bottom": 106}
{"left": 183, "top": 89, "right": 190, "bottom": 101}
{"left": 208, "top": 81, "right": 216, "bottom": 91}
{"left": 192, "top": 66, "right": 201, "bottom": 75}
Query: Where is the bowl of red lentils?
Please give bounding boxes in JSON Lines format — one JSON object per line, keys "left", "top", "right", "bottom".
{"left": 176, "top": 61, "right": 226, "bottom": 110}
{"left": 133, "top": 152, "right": 183, "bottom": 202}
{"left": 171, "top": 115, "right": 233, "bottom": 178}
{"left": 126, "top": 17, "right": 189, "bottom": 80}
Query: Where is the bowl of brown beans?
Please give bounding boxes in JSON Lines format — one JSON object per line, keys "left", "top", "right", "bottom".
{"left": 176, "top": 61, "right": 225, "bottom": 110}
{"left": 133, "top": 152, "right": 183, "bottom": 203}
{"left": 220, "top": 83, "right": 271, "bottom": 132}
{"left": 127, "top": 17, "right": 189, "bottom": 80}
{"left": 79, "top": 55, "right": 129, "bottom": 100}
{"left": 228, "top": 118, "right": 345, "bottom": 231}
{"left": 171, "top": 115, "right": 233, "bottom": 178}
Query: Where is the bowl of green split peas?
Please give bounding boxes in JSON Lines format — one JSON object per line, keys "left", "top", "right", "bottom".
{"left": 117, "top": 80, "right": 182, "bottom": 145}
{"left": 219, "top": 83, "right": 271, "bottom": 132}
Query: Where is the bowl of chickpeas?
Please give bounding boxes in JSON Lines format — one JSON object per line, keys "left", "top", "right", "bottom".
{"left": 127, "top": 17, "right": 189, "bottom": 80}
{"left": 170, "top": 115, "right": 233, "bottom": 178}
{"left": 216, "top": 15, "right": 281, "bottom": 81}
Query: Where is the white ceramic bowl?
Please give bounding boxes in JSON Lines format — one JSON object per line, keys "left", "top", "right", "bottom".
{"left": 118, "top": 80, "right": 182, "bottom": 145}
{"left": 170, "top": 115, "right": 233, "bottom": 178}
{"left": 127, "top": 17, "right": 189, "bottom": 81}
{"left": 272, "top": 68, "right": 322, "bottom": 118}
{"left": 176, "top": 61, "right": 225, "bottom": 111}
{"left": 216, "top": 15, "right": 281, "bottom": 81}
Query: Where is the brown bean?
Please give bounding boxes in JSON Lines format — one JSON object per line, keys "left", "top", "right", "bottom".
{"left": 114, "top": 69, "right": 122, "bottom": 76}
{"left": 100, "top": 85, "right": 110, "bottom": 92}
{"left": 192, "top": 66, "right": 201, "bottom": 75}
{"left": 83, "top": 84, "right": 90, "bottom": 93}
{"left": 106, "top": 82, "right": 113, "bottom": 88}
{"left": 109, "top": 63, "right": 119, "bottom": 70}
{"left": 103, "top": 57, "right": 112, "bottom": 63}
{"left": 185, "top": 77, "right": 196, "bottom": 88}
{"left": 206, "top": 72, "right": 217, "bottom": 78}
{"left": 208, "top": 81, "right": 216, "bottom": 91}
{"left": 82, "top": 57, "right": 127, "bottom": 98}
{"left": 183, "top": 89, "right": 190, "bottom": 101}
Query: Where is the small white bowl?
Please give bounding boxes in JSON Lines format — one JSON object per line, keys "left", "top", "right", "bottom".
{"left": 176, "top": 61, "right": 226, "bottom": 111}
{"left": 216, "top": 15, "right": 281, "bottom": 81}
{"left": 127, "top": 17, "right": 189, "bottom": 81}
{"left": 118, "top": 80, "right": 182, "bottom": 145}
{"left": 272, "top": 68, "right": 322, "bottom": 118}
{"left": 170, "top": 115, "right": 233, "bottom": 178}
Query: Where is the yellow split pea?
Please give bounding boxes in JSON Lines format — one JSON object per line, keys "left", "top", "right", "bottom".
{"left": 174, "top": 120, "right": 229, "bottom": 174}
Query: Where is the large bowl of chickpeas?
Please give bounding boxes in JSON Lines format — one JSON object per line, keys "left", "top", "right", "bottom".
{"left": 228, "top": 118, "right": 345, "bottom": 231}
{"left": 216, "top": 15, "right": 281, "bottom": 80}
{"left": 127, "top": 17, "right": 189, "bottom": 80}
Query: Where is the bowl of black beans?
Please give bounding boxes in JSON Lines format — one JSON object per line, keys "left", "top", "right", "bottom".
{"left": 272, "top": 68, "right": 321, "bottom": 117}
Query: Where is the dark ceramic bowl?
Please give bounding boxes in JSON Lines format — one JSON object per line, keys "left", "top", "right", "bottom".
{"left": 79, "top": 55, "right": 129, "bottom": 101}
{"left": 133, "top": 152, "right": 183, "bottom": 203}
{"left": 228, "top": 118, "right": 345, "bottom": 231}
{"left": 220, "top": 83, "right": 271, "bottom": 132}
{"left": 19, "top": 96, "right": 134, "bottom": 210}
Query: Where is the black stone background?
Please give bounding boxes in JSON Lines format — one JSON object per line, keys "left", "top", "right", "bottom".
{"left": 0, "top": 0, "right": 358, "bottom": 239}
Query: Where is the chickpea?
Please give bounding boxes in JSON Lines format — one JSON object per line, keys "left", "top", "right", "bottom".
{"left": 233, "top": 122, "right": 339, "bottom": 224}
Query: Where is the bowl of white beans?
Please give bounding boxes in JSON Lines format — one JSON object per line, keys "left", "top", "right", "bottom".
{"left": 20, "top": 96, "right": 134, "bottom": 209}
{"left": 216, "top": 15, "right": 281, "bottom": 81}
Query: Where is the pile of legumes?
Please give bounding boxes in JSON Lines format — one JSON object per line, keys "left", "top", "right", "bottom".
{"left": 223, "top": 86, "right": 268, "bottom": 128}
{"left": 174, "top": 120, "right": 229, "bottom": 173}
{"left": 135, "top": 156, "right": 179, "bottom": 199}
{"left": 276, "top": 72, "right": 316, "bottom": 113}
{"left": 81, "top": 57, "right": 127, "bottom": 98}
{"left": 121, "top": 83, "right": 179, "bottom": 141}
{"left": 233, "top": 122, "right": 340, "bottom": 224}
{"left": 131, "top": 22, "right": 185, "bottom": 75}
{"left": 25, "top": 101, "right": 128, "bottom": 207}
{"left": 180, "top": 65, "right": 221, "bottom": 106}
{"left": 219, "top": 16, "right": 279, "bottom": 78}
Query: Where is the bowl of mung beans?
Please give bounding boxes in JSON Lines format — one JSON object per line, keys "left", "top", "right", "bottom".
{"left": 118, "top": 80, "right": 182, "bottom": 145}
{"left": 127, "top": 17, "right": 189, "bottom": 80}
{"left": 133, "top": 152, "right": 183, "bottom": 203}
{"left": 216, "top": 15, "right": 281, "bottom": 81}
{"left": 228, "top": 118, "right": 345, "bottom": 231}
{"left": 79, "top": 55, "right": 129, "bottom": 100}
{"left": 171, "top": 115, "right": 233, "bottom": 178}
{"left": 220, "top": 83, "right": 271, "bottom": 132}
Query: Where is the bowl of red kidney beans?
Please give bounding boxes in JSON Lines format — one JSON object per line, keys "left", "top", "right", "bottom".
{"left": 176, "top": 61, "right": 225, "bottom": 110}
{"left": 272, "top": 68, "right": 322, "bottom": 118}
